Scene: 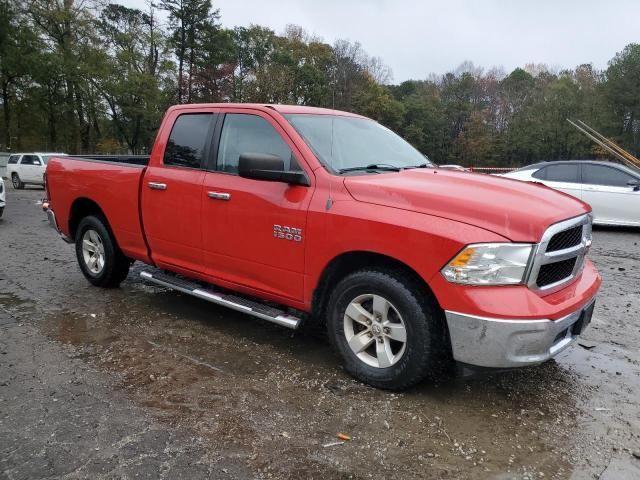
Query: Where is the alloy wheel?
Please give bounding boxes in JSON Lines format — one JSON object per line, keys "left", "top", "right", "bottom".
{"left": 82, "top": 229, "right": 105, "bottom": 274}
{"left": 343, "top": 293, "right": 407, "bottom": 368}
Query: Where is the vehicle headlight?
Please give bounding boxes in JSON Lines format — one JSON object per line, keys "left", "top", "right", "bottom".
{"left": 441, "top": 243, "right": 534, "bottom": 285}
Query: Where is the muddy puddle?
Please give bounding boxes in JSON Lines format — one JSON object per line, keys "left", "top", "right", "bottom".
{"left": 36, "top": 280, "right": 596, "bottom": 479}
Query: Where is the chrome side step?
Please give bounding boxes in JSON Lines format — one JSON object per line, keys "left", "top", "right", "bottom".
{"left": 140, "top": 270, "right": 301, "bottom": 329}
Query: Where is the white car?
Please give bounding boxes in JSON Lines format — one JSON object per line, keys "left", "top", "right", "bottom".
{"left": 501, "top": 160, "right": 640, "bottom": 226}
{"left": 0, "top": 176, "right": 5, "bottom": 218}
{"left": 438, "top": 164, "right": 472, "bottom": 172}
{"left": 7, "top": 152, "right": 67, "bottom": 189}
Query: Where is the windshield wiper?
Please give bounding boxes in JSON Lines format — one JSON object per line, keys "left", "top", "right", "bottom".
{"left": 403, "top": 163, "right": 432, "bottom": 169}
{"left": 339, "top": 163, "right": 401, "bottom": 173}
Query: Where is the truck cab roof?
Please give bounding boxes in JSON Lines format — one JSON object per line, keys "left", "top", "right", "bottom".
{"left": 166, "top": 103, "right": 366, "bottom": 118}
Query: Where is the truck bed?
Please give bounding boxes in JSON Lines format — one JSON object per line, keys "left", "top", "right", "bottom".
{"left": 46, "top": 156, "right": 151, "bottom": 263}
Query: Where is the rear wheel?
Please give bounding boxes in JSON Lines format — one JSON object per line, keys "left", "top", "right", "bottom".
{"left": 327, "top": 269, "right": 448, "bottom": 390}
{"left": 0, "top": 207, "right": 4, "bottom": 218}
{"left": 12, "top": 173, "right": 24, "bottom": 189}
{"left": 75, "top": 215, "right": 130, "bottom": 287}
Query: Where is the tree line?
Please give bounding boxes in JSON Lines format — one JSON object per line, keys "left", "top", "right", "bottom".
{"left": 1, "top": 0, "right": 640, "bottom": 167}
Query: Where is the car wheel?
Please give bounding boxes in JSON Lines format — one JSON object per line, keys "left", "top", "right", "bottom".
{"left": 0, "top": 207, "right": 3, "bottom": 218}
{"left": 11, "top": 173, "right": 24, "bottom": 189}
{"left": 327, "top": 269, "right": 449, "bottom": 390}
{"left": 75, "top": 215, "right": 131, "bottom": 288}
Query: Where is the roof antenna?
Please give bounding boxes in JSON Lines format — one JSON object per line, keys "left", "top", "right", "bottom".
{"left": 326, "top": 56, "right": 336, "bottom": 211}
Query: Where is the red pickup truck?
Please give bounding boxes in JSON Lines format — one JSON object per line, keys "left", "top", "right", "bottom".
{"left": 45, "top": 103, "right": 601, "bottom": 389}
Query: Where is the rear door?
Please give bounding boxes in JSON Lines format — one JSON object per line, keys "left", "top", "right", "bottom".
{"left": 532, "top": 163, "right": 582, "bottom": 200}
{"left": 581, "top": 163, "right": 640, "bottom": 225}
{"left": 19, "top": 155, "right": 41, "bottom": 183}
{"left": 141, "top": 112, "right": 216, "bottom": 273}
{"left": 201, "top": 109, "right": 313, "bottom": 301}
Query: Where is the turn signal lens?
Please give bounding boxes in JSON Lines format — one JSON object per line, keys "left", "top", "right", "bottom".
{"left": 449, "top": 247, "right": 476, "bottom": 268}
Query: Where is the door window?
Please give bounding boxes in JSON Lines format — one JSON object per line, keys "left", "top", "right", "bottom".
{"left": 21, "top": 155, "right": 39, "bottom": 165}
{"left": 533, "top": 163, "right": 579, "bottom": 182}
{"left": 582, "top": 164, "right": 635, "bottom": 187}
{"left": 217, "top": 114, "right": 294, "bottom": 174}
{"left": 8, "top": 155, "right": 19, "bottom": 164}
{"left": 164, "top": 113, "right": 213, "bottom": 169}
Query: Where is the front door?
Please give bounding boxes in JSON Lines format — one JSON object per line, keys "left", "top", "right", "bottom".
{"left": 533, "top": 162, "right": 582, "bottom": 200}
{"left": 141, "top": 112, "right": 216, "bottom": 273}
{"left": 201, "top": 110, "right": 314, "bottom": 301}
{"left": 581, "top": 163, "right": 640, "bottom": 225}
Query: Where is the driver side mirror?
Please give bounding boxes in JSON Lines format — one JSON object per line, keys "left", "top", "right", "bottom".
{"left": 628, "top": 179, "right": 640, "bottom": 191}
{"left": 238, "top": 153, "right": 310, "bottom": 186}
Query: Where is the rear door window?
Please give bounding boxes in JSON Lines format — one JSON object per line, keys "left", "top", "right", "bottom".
{"left": 582, "top": 164, "right": 635, "bottom": 187}
{"left": 533, "top": 164, "right": 579, "bottom": 182}
{"left": 164, "top": 114, "right": 213, "bottom": 169}
{"left": 217, "top": 114, "right": 294, "bottom": 174}
{"left": 21, "top": 155, "right": 39, "bottom": 165}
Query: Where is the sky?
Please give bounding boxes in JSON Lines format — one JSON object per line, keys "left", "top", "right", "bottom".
{"left": 123, "top": 0, "right": 640, "bottom": 82}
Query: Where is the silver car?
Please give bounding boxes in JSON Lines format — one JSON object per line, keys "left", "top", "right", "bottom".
{"left": 501, "top": 160, "right": 640, "bottom": 227}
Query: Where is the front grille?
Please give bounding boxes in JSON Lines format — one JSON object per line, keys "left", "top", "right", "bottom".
{"left": 546, "top": 225, "right": 583, "bottom": 252}
{"left": 536, "top": 258, "right": 577, "bottom": 287}
{"left": 529, "top": 215, "right": 591, "bottom": 292}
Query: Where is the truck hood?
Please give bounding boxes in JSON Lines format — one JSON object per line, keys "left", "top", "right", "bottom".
{"left": 343, "top": 169, "right": 590, "bottom": 242}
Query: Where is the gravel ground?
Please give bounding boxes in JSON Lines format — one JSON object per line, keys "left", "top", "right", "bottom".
{"left": 0, "top": 185, "right": 639, "bottom": 480}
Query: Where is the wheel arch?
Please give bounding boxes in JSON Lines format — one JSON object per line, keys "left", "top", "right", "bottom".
{"left": 311, "top": 250, "right": 443, "bottom": 323}
{"left": 68, "top": 197, "right": 112, "bottom": 242}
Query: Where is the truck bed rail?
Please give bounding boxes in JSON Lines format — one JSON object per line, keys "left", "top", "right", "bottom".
{"left": 68, "top": 155, "right": 150, "bottom": 166}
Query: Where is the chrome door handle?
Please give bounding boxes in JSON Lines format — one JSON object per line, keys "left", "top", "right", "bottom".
{"left": 148, "top": 182, "right": 167, "bottom": 190}
{"left": 207, "top": 191, "right": 231, "bottom": 201}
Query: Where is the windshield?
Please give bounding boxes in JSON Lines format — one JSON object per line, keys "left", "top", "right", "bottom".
{"left": 285, "top": 114, "right": 431, "bottom": 173}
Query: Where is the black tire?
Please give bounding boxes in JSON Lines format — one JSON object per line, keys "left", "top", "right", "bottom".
{"left": 327, "top": 269, "right": 448, "bottom": 390}
{"left": 0, "top": 207, "right": 3, "bottom": 218}
{"left": 12, "top": 173, "right": 24, "bottom": 190}
{"left": 75, "top": 215, "right": 130, "bottom": 288}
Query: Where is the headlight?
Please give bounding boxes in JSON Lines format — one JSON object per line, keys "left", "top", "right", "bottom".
{"left": 441, "top": 243, "right": 534, "bottom": 285}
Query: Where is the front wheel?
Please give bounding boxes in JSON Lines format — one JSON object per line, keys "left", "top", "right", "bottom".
{"left": 327, "top": 269, "right": 448, "bottom": 390}
{"left": 12, "top": 173, "right": 24, "bottom": 189}
{"left": 75, "top": 215, "right": 130, "bottom": 288}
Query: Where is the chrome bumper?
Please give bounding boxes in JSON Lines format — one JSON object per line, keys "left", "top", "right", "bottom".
{"left": 445, "top": 298, "right": 596, "bottom": 368}
{"left": 46, "top": 207, "right": 59, "bottom": 231}
{"left": 46, "top": 207, "right": 71, "bottom": 242}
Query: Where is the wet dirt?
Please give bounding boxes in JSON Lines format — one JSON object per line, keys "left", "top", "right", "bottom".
{"left": 1, "top": 186, "right": 639, "bottom": 479}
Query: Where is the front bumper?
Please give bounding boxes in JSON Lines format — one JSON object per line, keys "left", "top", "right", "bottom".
{"left": 445, "top": 297, "right": 596, "bottom": 368}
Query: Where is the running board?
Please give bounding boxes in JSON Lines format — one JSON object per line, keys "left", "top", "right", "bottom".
{"left": 140, "top": 270, "right": 301, "bottom": 330}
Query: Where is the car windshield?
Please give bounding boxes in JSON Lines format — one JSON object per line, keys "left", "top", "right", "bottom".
{"left": 285, "top": 114, "right": 432, "bottom": 173}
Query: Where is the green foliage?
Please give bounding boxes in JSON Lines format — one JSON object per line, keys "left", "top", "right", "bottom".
{"left": 0, "top": 1, "right": 639, "bottom": 165}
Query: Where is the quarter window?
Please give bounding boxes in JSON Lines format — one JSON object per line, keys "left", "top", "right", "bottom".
{"left": 217, "top": 114, "right": 294, "bottom": 174}
{"left": 533, "top": 164, "right": 579, "bottom": 183}
{"left": 164, "top": 114, "right": 213, "bottom": 169}
{"left": 582, "top": 164, "right": 635, "bottom": 187}
{"left": 8, "top": 155, "right": 19, "bottom": 164}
